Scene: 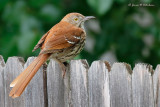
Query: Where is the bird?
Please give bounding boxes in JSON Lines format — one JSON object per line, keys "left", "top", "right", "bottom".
{"left": 9, "top": 12, "right": 95, "bottom": 98}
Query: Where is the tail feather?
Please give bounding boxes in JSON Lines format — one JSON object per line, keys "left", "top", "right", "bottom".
{"left": 10, "top": 68, "right": 27, "bottom": 87}
{"left": 9, "top": 54, "right": 50, "bottom": 98}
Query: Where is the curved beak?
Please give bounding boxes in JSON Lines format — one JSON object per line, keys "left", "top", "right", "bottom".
{"left": 84, "top": 16, "right": 95, "bottom": 21}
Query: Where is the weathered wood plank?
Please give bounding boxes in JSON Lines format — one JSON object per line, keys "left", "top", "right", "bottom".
{"left": 4, "top": 57, "right": 25, "bottom": 107}
{"left": 88, "top": 61, "right": 110, "bottom": 107}
{"left": 132, "top": 64, "right": 154, "bottom": 107}
{"left": 109, "top": 63, "right": 132, "bottom": 107}
{"left": 103, "top": 62, "right": 110, "bottom": 107}
{"left": 153, "top": 65, "right": 160, "bottom": 107}
{"left": 43, "top": 63, "right": 48, "bottom": 107}
{"left": 63, "top": 63, "right": 70, "bottom": 107}
{"left": 47, "top": 59, "right": 65, "bottom": 107}
{"left": 0, "top": 55, "right": 5, "bottom": 107}
{"left": 69, "top": 60, "right": 89, "bottom": 107}
{"left": 24, "top": 57, "right": 45, "bottom": 107}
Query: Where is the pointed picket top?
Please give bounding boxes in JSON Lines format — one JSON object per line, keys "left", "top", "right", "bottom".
{"left": 88, "top": 60, "right": 110, "bottom": 107}
{"left": 0, "top": 55, "right": 5, "bottom": 67}
{"left": 132, "top": 63, "right": 154, "bottom": 107}
{"left": 109, "top": 62, "right": 132, "bottom": 107}
{"left": 24, "top": 57, "right": 45, "bottom": 107}
{"left": 4, "top": 57, "right": 25, "bottom": 107}
{"left": 69, "top": 60, "right": 89, "bottom": 107}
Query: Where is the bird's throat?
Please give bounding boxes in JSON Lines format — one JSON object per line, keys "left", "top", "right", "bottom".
{"left": 79, "top": 22, "right": 85, "bottom": 30}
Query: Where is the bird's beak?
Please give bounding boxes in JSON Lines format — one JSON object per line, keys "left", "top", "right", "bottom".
{"left": 84, "top": 16, "right": 95, "bottom": 21}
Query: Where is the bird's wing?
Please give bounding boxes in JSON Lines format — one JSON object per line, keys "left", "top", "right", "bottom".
{"left": 32, "top": 31, "right": 50, "bottom": 52}
{"left": 40, "top": 26, "right": 84, "bottom": 54}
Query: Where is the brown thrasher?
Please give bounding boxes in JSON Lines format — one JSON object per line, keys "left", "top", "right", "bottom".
{"left": 9, "top": 13, "right": 95, "bottom": 98}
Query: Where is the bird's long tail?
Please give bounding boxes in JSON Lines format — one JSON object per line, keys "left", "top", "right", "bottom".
{"left": 9, "top": 54, "right": 50, "bottom": 98}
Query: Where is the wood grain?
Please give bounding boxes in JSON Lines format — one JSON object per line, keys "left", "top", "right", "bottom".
{"left": 0, "top": 55, "right": 5, "bottom": 107}
{"left": 132, "top": 64, "right": 154, "bottom": 107}
{"left": 43, "top": 63, "right": 48, "bottom": 107}
{"left": 69, "top": 60, "right": 89, "bottom": 107}
{"left": 4, "top": 57, "right": 25, "bottom": 107}
{"left": 109, "top": 63, "right": 132, "bottom": 107}
{"left": 153, "top": 65, "right": 160, "bottom": 107}
{"left": 24, "top": 57, "right": 45, "bottom": 107}
{"left": 47, "top": 59, "right": 65, "bottom": 107}
{"left": 88, "top": 61, "right": 110, "bottom": 107}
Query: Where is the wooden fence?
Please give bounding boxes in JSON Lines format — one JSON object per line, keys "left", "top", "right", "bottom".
{"left": 0, "top": 55, "right": 160, "bottom": 107}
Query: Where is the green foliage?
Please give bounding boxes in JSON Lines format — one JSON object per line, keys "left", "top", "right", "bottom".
{"left": 0, "top": 0, "right": 159, "bottom": 67}
{"left": 87, "top": 0, "right": 113, "bottom": 16}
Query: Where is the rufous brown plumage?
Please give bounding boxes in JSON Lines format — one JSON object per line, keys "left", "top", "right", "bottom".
{"left": 9, "top": 12, "right": 95, "bottom": 98}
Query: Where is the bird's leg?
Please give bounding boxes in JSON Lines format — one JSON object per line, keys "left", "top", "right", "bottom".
{"left": 56, "top": 60, "right": 67, "bottom": 78}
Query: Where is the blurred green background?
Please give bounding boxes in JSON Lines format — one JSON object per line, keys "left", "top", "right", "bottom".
{"left": 0, "top": 0, "right": 159, "bottom": 67}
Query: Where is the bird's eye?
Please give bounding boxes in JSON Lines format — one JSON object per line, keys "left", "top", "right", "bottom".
{"left": 74, "top": 18, "right": 78, "bottom": 21}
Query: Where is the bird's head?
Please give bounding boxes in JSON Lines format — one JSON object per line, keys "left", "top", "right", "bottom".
{"left": 61, "top": 12, "right": 95, "bottom": 28}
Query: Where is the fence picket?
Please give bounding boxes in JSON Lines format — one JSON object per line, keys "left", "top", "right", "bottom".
{"left": 109, "top": 63, "right": 132, "bottom": 107}
{"left": 24, "top": 57, "right": 45, "bottom": 107}
{"left": 88, "top": 61, "right": 110, "bottom": 107}
{"left": 132, "top": 64, "right": 154, "bottom": 107}
{"left": 47, "top": 59, "right": 65, "bottom": 107}
{"left": 153, "top": 65, "right": 160, "bottom": 107}
{"left": 0, "top": 55, "right": 5, "bottom": 107}
{"left": 4, "top": 57, "right": 25, "bottom": 107}
{"left": 69, "top": 60, "right": 89, "bottom": 107}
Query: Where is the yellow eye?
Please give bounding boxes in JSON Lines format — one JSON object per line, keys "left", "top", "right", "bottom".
{"left": 74, "top": 18, "right": 78, "bottom": 21}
